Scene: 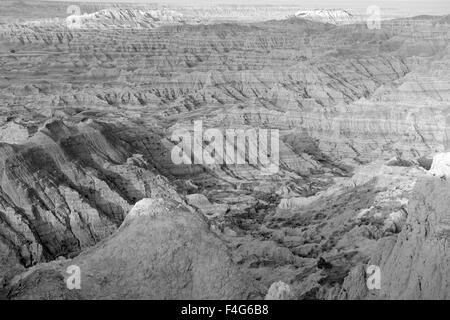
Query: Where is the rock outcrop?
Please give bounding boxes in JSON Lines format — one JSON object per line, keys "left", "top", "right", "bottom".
{"left": 1, "top": 0, "right": 450, "bottom": 300}
{"left": 295, "top": 9, "right": 356, "bottom": 25}
{"left": 0, "top": 118, "right": 180, "bottom": 281}
{"left": 6, "top": 198, "right": 255, "bottom": 299}
{"left": 265, "top": 281, "right": 295, "bottom": 300}
{"left": 369, "top": 176, "right": 450, "bottom": 299}
{"left": 429, "top": 152, "right": 450, "bottom": 176}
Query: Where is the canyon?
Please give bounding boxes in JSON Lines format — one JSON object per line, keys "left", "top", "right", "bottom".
{"left": 0, "top": 0, "right": 450, "bottom": 300}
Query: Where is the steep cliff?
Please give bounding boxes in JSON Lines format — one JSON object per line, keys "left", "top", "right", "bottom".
{"left": 0, "top": 118, "right": 180, "bottom": 282}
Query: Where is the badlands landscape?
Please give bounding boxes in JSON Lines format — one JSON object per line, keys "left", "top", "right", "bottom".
{"left": 0, "top": 0, "right": 450, "bottom": 300}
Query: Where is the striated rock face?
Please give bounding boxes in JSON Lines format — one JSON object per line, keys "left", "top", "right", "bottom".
{"left": 19, "top": 8, "right": 195, "bottom": 31}
{"left": 66, "top": 8, "right": 191, "bottom": 30}
{"left": 335, "top": 154, "right": 450, "bottom": 300}
{"left": 0, "top": 118, "right": 180, "bottom": 281}
{"left": 7, "top": 198, "right": 255, "bottom": 300}
{"left": 366, "top": 176, "right": 450, "bottom": 299}
{"left": 1, "top": 0, "right": 450, "bottom": 300}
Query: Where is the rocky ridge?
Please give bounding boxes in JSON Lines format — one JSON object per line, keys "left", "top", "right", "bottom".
{"left": 1, "top": 1, "right": 450, "bottom": 299}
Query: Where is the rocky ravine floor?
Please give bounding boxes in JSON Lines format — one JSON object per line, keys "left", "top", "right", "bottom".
{"left": 1, "top": 1, "right": 450, "bottom": 299}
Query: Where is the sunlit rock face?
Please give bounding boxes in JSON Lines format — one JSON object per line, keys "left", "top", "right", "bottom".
{"left": 295, "top": 9, "right": 357, "bottom": 25}
{"left": 1, "top": 0, "right": 450, "bottom": 299}
{"left": 429, "top": 153, "right": 450, "bottom": 176}
{"left": 377, "top": 175, "right": 450, "bottom": 299}
{"left": 339, "top": 170, "right": 450, "bottom": 300}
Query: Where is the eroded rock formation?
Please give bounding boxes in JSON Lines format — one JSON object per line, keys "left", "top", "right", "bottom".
{"left": 1, "top": 1, "right": 450, "bottom": 300}
{"left": 6, "top": 198, "right": 255, "bottom": 299}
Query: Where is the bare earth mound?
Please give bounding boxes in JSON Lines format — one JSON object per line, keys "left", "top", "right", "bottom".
{"left": 7, "top": 198, "right": 256, "bottom": 300}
